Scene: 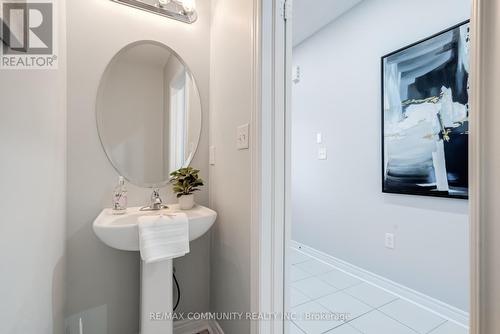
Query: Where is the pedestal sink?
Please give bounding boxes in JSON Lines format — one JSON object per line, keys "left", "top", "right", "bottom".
{"left": 93, "top": 204, "right": 217, "bottom": 334}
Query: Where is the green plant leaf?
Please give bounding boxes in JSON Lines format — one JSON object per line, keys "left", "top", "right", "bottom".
{"left": 170, "top": 166, "right": 204, "bottom": 196}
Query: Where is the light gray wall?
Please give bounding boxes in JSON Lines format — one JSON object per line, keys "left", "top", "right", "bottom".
{"left": 479, "top": 1, "right": 500, "bottom": 332}
{"left": 291, "top": 0, "right": 470, "bottom": 311}
{"left": 209, "top": 0, "right": 254, "bottom": 332}
{"left": 66, "top": 0, "right": 211, "bottom": 333}
{"left": 0, "top": 2, "right": 67, "bottom": 334}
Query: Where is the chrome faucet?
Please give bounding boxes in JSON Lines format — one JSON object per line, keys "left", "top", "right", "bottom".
{"left": 140, "top": 188, "right": 168, "bottom": 211}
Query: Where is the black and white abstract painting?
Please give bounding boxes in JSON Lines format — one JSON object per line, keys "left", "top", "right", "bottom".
{"left": 382, "top": 21, "right": 470, "bottom": 199}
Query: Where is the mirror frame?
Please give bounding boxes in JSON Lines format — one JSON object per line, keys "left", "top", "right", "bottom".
{"left": 95, "top": 40, "right": 203, "bottom": 188}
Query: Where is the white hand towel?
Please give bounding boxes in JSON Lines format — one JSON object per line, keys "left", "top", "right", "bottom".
{"left": 138, "top": 213, "right": 190, "bottom": 263}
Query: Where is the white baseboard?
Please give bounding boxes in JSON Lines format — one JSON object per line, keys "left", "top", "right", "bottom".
{"left": 174, "top": 319, "right": 224, "bottom": 334}
{"left": 290, "top": 240, "right": 470, "bottom": 328}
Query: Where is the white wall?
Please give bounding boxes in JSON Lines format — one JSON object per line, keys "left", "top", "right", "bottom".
{"left": 0, "top": 2, "right": 67, "bottom": 334}
{"left": 209, "top": 0, "right": 254, "bottom": 332}
{"left": 291, "top": 0, "right": 470, "bottom": 310}
{"left": 66, "top": 0, "right": 211, "bottom": 333}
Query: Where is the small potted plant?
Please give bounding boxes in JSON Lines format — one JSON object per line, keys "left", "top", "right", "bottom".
{"left": 170, "top": 167, "right": 204, "bottom": 210}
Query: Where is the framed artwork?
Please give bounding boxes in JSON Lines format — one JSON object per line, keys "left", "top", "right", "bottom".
{"left": 382, "top": 21, "right": 470, "bottom": 199}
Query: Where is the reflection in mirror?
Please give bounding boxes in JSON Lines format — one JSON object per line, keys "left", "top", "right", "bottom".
{"left": 97, "top": 41, "right": 202, "bottom": 187}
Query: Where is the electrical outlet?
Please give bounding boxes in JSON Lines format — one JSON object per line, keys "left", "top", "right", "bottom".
{"left": 237, "top": 124, "right": 250, "bottom": 150}
{"left": 318, "top": 147, "right": 327, "bottom": 160}
{"left": 385, "top": 233, "right": 395, "bottom": 249}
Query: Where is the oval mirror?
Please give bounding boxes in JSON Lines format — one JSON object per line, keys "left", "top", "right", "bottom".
{"left": 96, "top": 41, "right": 202, "bottom": 187}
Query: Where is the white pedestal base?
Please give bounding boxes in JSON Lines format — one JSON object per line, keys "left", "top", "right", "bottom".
{"left": 140, "top": 259, "right": 173, "bottom": 334}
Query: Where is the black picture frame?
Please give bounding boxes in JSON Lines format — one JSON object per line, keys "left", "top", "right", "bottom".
{"left": 381, "top": 20, "right": 470, "bottom": 200}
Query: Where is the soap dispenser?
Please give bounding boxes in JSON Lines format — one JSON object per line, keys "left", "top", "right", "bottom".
{"left": 112, "top": 176, "right": 128, "bottom": 215}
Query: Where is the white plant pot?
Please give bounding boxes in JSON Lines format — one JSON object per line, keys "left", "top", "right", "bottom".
{"left": 178, "top": 194, "right": 195, "bottom": 210}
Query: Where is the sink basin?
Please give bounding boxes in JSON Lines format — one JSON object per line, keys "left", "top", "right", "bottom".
{"left": 93, "top": 204, "right": 217, "bottom": 334}
{"left": 93, "top": 204, "right": 217, "bottom": 251}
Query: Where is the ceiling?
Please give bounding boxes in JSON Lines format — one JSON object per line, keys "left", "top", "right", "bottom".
{"left": 292, "top": 0, "right": 363, "bottom": 46}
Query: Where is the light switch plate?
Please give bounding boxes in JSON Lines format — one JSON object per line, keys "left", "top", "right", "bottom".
{"left": 385, "top": 233, "right": 395, "bottom": 249}
{"left": 316, "top": 132, "right": 322, "bottom": 144}
{"left": 237, "top": 124, "right": 250, "bottom": 150}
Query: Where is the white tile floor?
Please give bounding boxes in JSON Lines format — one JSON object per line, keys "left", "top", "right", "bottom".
{"left": 287, "top": 247, "right": 469, "bottom": 334}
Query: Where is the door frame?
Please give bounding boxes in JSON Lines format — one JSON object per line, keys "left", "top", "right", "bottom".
{"left": 251, "top": 0, "right": 482, "bottom": 333}
{"left": 250, "top": 1, "right": 287, "bottom": 333}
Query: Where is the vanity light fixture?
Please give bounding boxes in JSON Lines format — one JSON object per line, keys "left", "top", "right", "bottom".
{"left": 112, "top": 0, "right": 197, "bottom": 24}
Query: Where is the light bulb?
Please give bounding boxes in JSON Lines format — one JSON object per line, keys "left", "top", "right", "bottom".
{"left": 158, "top": 0, "right": 170, "bottom": 7}
{"left": 180, "top": 0, "right": 196, "bottom": 13}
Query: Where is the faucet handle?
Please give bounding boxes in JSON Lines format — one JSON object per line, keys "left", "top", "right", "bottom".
{"left": 151, "top": 188, "right": 161, "bottom": 201}
{"left": 140, "top": 189, "right": 168, "bottom": 211}
{"left": 151, "top": 189, "right": 163, "bottom": 208}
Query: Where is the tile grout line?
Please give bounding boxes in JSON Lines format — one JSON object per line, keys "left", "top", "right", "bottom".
{"left": 291, "top": 280, "right": 365, "bottom": 308}
{"left": 291, "top": 263, "right": 364, "bottom": 289}
{"left": 292, "top": 285, "right": 378, "bottom": 333}
{"left": 291, "top": 292, "right": 373, "bottom": 334}
{"left": 344, "top": 323, "right": 365, "bottom": 334}
{"left": 375, "top": 304, "right": 442, "bottom": 334}
{"left": 291, "top": 246, "right": 470, "bottom": 328}
{"left": 289, "top": 249, "right": 456, "bottom": 334}
{"left": 291, "top": 262, "right": 389, "bottom": 312}
{"left": 425, "top": 320, "right": 450, "bottom": 334}
{"left": 289, "top": 320, "right": 307, "bottom": 334}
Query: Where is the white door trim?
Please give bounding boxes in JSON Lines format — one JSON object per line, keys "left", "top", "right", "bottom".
{"left": 250, "top": 1, "right": 287, "bottom": 334}
{"left": 252, "top": 0, "right": 482, "bottom": 333}
{"left": 469, "top": 0, "right": 482, "bottom": 333}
